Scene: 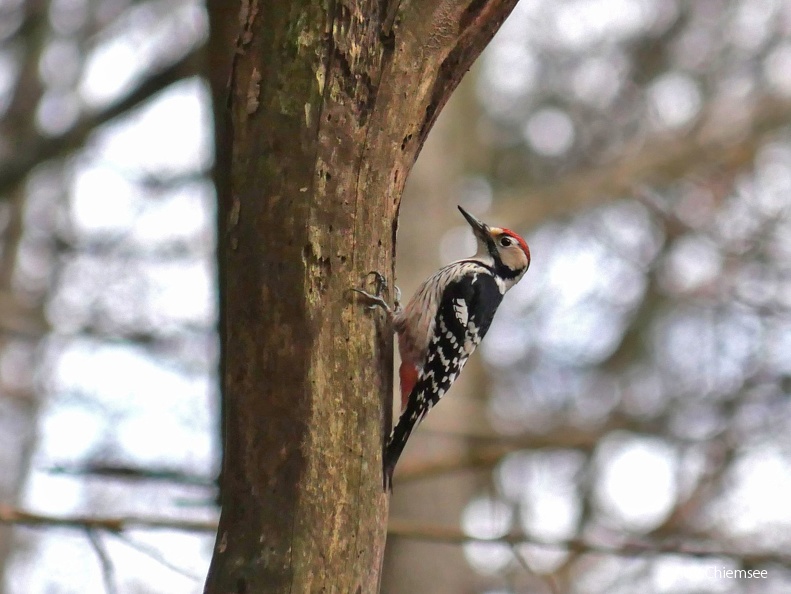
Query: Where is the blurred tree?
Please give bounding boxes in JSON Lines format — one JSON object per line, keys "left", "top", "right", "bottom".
{"left": 0, "top": 1, "right": 213, "bottom": 591}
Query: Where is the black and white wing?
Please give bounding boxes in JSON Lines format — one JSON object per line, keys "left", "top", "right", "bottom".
{"left": 384, "top": 270, "right": 503, "bottom": 488}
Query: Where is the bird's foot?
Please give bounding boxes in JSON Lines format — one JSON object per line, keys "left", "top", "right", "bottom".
{"left": 352, "top": 271, "right": 401, "bottom": 319}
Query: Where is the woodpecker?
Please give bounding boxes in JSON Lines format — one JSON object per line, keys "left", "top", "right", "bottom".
{"left": 354, "top": 206, "right": 530, "bottom": 489}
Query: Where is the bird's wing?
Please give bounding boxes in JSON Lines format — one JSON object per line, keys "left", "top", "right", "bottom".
{"left": 384, "top": 271, "right": 503, "bottom": 487}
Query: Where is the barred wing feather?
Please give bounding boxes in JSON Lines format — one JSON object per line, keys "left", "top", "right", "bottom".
{"left": 384, "top": 272, "right": 503, "bottom": 489}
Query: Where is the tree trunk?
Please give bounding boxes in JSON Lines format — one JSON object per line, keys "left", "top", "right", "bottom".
{"left": 204, "top": 1, "right": 519, "bottom": 592}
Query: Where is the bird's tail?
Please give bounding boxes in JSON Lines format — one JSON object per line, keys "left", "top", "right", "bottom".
{"left": 383, "top": 398, "right": 426, "bottom": 491}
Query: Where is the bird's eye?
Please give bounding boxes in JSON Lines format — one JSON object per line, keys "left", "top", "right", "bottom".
{"left": 500, "top": 236, "right": 512, "bottom": 247}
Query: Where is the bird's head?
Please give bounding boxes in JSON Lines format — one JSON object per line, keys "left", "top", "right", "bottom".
{"left": 458, "top": 205, "right": 531, "bottom": 286}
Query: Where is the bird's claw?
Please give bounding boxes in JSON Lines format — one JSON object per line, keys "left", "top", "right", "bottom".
{"left": 351, "top": 288, "right": 390, "bottom": 312}
{"left": 366, "top": 271, "right": 388, "bottom": 297}
{"left": 352, "top": 271, "right": 401, "bottom": 317}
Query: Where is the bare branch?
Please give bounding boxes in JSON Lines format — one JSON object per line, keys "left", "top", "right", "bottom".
{"left": 107, "top": 532, "right": 202, "bottom": 581}
{"left": 4, "top": 504, "right": 789, "bottom": 569}
{"left": 396, "top": 415, "right": 671, "bottom": 482}
{"left": 47, "top": 463, "right": 215, "bottom": 487}
{"left": 0, "top": 504, "right": 216, "bottom": 533}
{"left": 0, "top": 45, "right": 204, "bottom": 197}
{"left": 85, "top": 529, "right": 118, "bottom": 594}
{"left": 492, "top": 95, "right": 791, "bottom": 230}
{"left": 387, "top": 519, "right": 791, "bottom": 568}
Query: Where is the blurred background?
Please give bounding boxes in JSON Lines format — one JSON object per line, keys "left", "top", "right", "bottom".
{"left": 1, "top": 0, "right": 790, "bottom": 592}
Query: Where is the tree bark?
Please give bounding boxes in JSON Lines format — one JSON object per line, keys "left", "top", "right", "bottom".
{"left": 204, "top": 1, "right": 519, "bottom": 592}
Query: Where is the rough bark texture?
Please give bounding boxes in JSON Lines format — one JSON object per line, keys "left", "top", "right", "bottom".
{"left": 204, "top": 1, "right": 519, "bottom": 592}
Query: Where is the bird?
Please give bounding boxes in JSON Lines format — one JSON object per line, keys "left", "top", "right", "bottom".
{"left": 354, "top": 206, "right": 531, "bottom": 489}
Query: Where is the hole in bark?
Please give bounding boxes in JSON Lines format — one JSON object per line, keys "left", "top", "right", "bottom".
{"left": 236, "top": 578, "right": 247, "bottom": 594}
{"left": 326, "top": 113, "right": 332, "bottom": 121}
{"left": 325, "top": 171, "right": 332, "bottom": 181}
{"left": 400, "top": 134, "right": 412, "bottom": 150}
{"left": 340, "top": 255, "right": 346, "bottom": 263}
{"left": 381, "top": 28, "right": 395, "bottom": 50}
{"left": 329, "top": 225, "right": 333, "bottom": 232}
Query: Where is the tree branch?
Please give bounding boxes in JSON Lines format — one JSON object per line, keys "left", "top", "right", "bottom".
{"left": 492, "top": 95, "right": 791, "bottom": 230}
{"left": 395, "top": 414, "right": 674, "bottom": 482}
{"left": 4, "top": 505, "right": 788, "bottom": 569}
{"left": 0, "top": 504, "right": 216, "bottom": 533}
{"left": 85, "top": 529, "right": 118, "bottom": 594}
{"left": 46, "top": 463, "right": 215, "bottom": 487}
{"left": 387, "top": 519, "right": 791, "bottom": 568}
{"left": 0, "top": 45, "right": 204, "bottom": 197}
{"left": 107, "top": 531, "right": 202, "bottom": 581}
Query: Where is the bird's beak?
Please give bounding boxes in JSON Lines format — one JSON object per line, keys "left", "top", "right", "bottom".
{"left": 458, "top": 205, "right": 490, "bottom": 243}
